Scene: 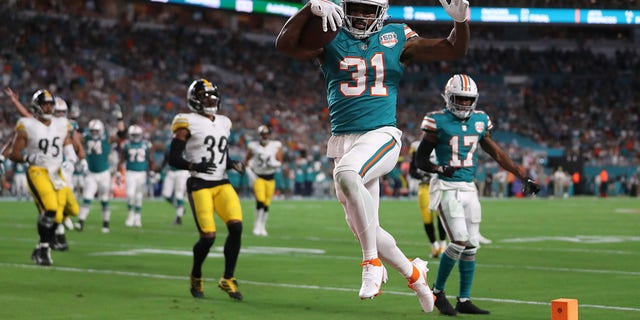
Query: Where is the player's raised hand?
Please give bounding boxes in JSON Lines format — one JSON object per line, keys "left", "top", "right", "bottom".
{"left": 439, "top": 0, "right": 469, "bottom": 23}
{"left": 309, "top": 0, "right": 344, "bottom": 32}
{"left": 522, "top": 177, "right": 541, "bottom": 197}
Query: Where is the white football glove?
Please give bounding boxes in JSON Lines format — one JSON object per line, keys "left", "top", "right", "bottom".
{"left": 439, "top": 0, "right": 469, "bottom": 23}
{"left": 25, "top": 153, "right": 38, "bottom": 165}
{"left": 309, "top": 0, "right": 344, "bottom": 32}
{"left": 62, "top": 160, "right": 75, "bottom": 173}
{"left": 77, "top": 159, "right": 89, "bottom": 174}
{"left": 0, "top": 155, "right": 5, "bottom": 176}
{"left": 268, "top": 159, "right": 282, "bottom": 169}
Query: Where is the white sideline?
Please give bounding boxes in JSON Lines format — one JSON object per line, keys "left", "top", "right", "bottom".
{"left": 1, "top": 262, "right": 639, "bottom": 313}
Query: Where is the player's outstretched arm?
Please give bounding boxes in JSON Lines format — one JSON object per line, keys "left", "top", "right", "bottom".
{"left": 401, "top": 0, "right": 469, "bottom": 63}
{"left": 4, "top": 87, "right": 32, "bottom": 118}
{"left": 480, "top": 131, "right": 540, "bottom": 196}
{"left": 275, "top": 3, "right": 325, "bottom": 60}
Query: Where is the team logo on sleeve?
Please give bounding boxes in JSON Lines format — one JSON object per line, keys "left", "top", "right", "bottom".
{"left": 379, "top": 32, "right": 398, "bottom": 48}
{"left": 475, "top": 122, "right": 485, "bottom": 133}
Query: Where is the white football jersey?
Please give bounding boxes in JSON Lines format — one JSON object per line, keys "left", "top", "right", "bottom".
{"left": 15, "top": 116, "right": 69, "bottom": 172}
{"left": 247, "top": 140, "right": 282, "bottom": 175}
{"left": 171, "top": 112, "right": 232, "bottom": 181}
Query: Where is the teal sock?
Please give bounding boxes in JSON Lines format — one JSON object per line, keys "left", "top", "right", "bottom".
{"left": 458, "top": 252, "right": 476, "bottom": 299}
{"left": 434, "top": 243, "right": 464, "bottom": 291}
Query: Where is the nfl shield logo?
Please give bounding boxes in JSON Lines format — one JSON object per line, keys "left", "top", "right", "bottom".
{"left": 379, "top": 32, "right": 398, "bottom": 48}
{"left": 475, "top": 122, "right": 485, "bottom": 133}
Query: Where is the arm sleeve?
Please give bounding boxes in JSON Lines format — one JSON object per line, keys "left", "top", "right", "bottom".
{"left": 408, "top": 152, "right": 423, "bottom": 179}
{"left": 168, "top": 138, "right": 191, "bottom": 171}
{"left": 415, "top": 139, "right": 438, "bottom": 173}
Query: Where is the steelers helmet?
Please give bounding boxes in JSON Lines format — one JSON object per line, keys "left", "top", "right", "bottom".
{"left": 187, "top": 79, "right": 221, "bottom": 116}
{"left": 30, "top": 89, "right": 55, "bottom": 120}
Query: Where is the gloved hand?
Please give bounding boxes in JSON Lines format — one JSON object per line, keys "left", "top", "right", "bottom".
{"left": 268, "top": 159, "right": 282, "bottom": 169}
{"left": 439, "top": 0, "right": 469, "bottom": 23}
{"left": 0, "top": 155, "right": 5, "bottom": 176}
{"left": 191, "top": 159, "right": 217, "bottom": 174}
{"left": 522, "top": 177, "right": 541, "bottom": 196}
{"left": 112, "top": 103, "right": 123, "bottom": 121}
{"left": 62, "top": 160, "right": 75, "bottom": 173}
{"left": 309, "top": 0, "right": 344, "bottom": 32}
{"left": 77, "top": 159, "right": 89, "bottom": 174}
{"left": 25, "top": 153, "right": 39, "bottom": 165}
{"left": 435, "top": 165, "right": 459, "bottom": 178}
{"left": 229, "top": 160, "right": 246, "bottom": 174}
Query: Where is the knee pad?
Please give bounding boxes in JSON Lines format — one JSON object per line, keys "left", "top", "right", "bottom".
{"left": 335, "top": 170, "right": 360, "bottom": 196}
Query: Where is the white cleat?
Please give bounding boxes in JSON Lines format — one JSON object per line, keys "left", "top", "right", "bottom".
{"left": 133, "top": 215, "right": 142, "bottom": 228}
{"left": 101, "top": 227, "right": 110, "bottom": 234}
{"left": 358, "top": 258, "right": 388, "bottom": 299}
{"left": 125, "top": 214, "right": 135, "bottom": 227}
{"left": 478, "top": 234, "right": 492, "bottom": 245}
{"left": 409, "top": 258, "right": 435, "bottom": 313}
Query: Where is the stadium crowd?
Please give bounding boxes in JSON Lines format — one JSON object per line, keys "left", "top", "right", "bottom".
{"left": 1, "top": 1, "right": 638, "bottom": 199}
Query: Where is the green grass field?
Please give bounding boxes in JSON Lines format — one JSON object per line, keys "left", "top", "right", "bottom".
{"left": 1, "top": 196, "right": 639, "bottom": 320}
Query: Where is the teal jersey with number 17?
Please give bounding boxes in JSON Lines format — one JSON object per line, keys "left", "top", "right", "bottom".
{"left": 321, "top": 24, "right": 417, "bottom": 135}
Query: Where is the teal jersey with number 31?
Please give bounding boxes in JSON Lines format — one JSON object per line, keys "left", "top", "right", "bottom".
{"left": 321, "top": 24, "right": 417, "bottom": 135}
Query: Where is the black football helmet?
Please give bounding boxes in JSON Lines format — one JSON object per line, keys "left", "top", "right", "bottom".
{"left": 187, "top": 79, "right": 221, "bottom": 116}
{"left": 30, "top": 89, "right": 55, "bottom": 120}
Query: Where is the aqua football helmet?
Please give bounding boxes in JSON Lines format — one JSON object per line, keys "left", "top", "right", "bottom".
{"left": 342, "top": 0, "right": 388, "bottom": 39}
{"left": 30, "top": 89, "right": 55, "bottom": 120}
{"left": 187, "top": 79, "right": 221, "bottom": 116}
{"left": 443, "top": 74, "right": 479, "bottom": 119}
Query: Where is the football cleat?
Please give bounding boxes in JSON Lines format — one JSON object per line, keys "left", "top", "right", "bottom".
{"left": 32, "top": 244, "right": 53, "bottom": 266}
{"left": 52, "top": 234, "right": 69, "bottom": 251}
{"left": 359, "top": 258, "right": 387, "bottom": 299}
{"left": 218, "top": 277, "right": 243, "bottom": 300}
{"left": 173, "top": 216, "right": 182, "bottom": 225}
{"left": 125, "top": 214, "right": 135, "bottom": 227}
{"left": 74, "top": 220, "right": 84, "bottom": 232}
{"left": 434, "top": 290, "right": 457, "bottom": 316}
{"left": 429, "top": 247, "right": 441, "bottom": 258}
{"left": 408, "top": 258, "right": 435, "bottom": 313}
{"left": 456, "top": 298, "right": 490, "bottom": 314}
{"left": 133, "top": 215, "right": 142, "bottom": 228}
{"left": 102, "top": 221, "right": 110, "bottom": 234}
{"left": 478, "top": 234, "right": 492, "bottom": 245}
{"left": 190, "top": 274, "right": 204, "bottom": 298}
{"left": 63, "top": 217, "right": 75, "bottom": 230}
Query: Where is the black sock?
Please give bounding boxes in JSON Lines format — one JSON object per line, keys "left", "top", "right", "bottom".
{"left": 223, "top": 222, "right": 242, "bottom": 279}
{"left": 191, "top": 237, "right": 214, "bottom": 278}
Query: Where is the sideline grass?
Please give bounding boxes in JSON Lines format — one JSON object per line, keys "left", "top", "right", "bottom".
{"left": 1, "top": 197, "right": 639, "bottom": 319}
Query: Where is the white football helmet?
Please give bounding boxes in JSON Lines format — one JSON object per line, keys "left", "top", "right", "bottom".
{"left": 342, "top": 0, "right": 388, "bottom": 39}
{"left": 88, "top": 119, "right": 105, "bottom": 139}
{"left": 30, "top": 89, "right": 55, "bottom": 120}
{"left": 54, "top": 97, "right": 68, "bottom": 118}
{"left": 442, "top": 74, "right": 479, "bottom": 119}
{"left": 128, "top": 125, "right": 143, "bottom": 142}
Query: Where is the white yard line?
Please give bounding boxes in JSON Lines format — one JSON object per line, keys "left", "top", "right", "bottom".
{"left": 1, "top": 262, "right": 639, "bottom": 312}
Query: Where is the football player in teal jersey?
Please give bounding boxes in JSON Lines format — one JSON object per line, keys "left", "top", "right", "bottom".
{"left": 276, "top": 0, "right": 470, "bottom": 313}
{"left": 77, "top": 112, "right": 126, "bottom": 233}
{"left": 160, "top": 141, "right": 190, "bottom": 225}
{"left": 120, "top": 124, "right": 156, "bottom": 228}
{"left": 415, "top": 74, "right": 540, "bottom": 316}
